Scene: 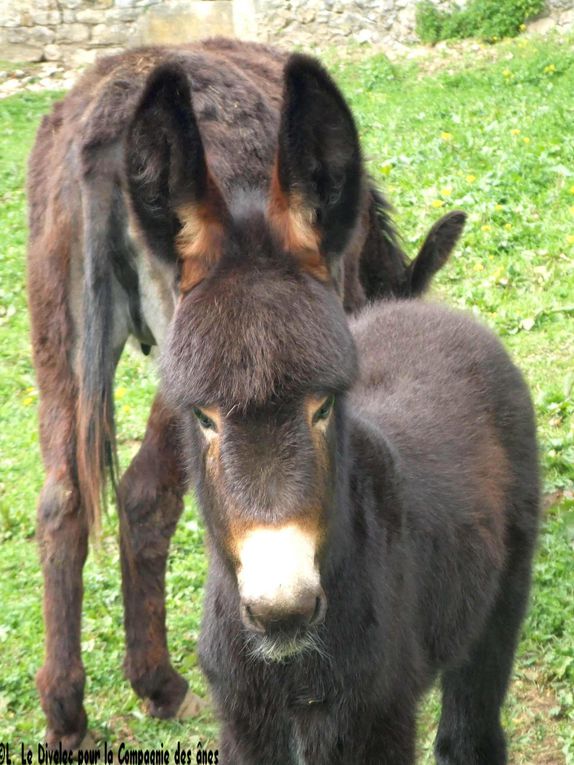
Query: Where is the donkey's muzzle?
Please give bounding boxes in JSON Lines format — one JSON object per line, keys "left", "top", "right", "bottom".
{"left": 240, "top": 588, "right": 327, "bottom": 636}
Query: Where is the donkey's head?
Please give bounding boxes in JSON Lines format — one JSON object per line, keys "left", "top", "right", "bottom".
{"left": 134, "top": 56, "right": 364, "bottom": 660}
{"left": 125, "top": 53, "right": 364, "bottom": 295}
{"left": 164, "top": 258, "right": 357, "bottom": 660}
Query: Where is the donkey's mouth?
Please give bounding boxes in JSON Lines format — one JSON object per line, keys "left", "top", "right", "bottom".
{"left": 246, "top": 629, "right": 327, "bottom": 664}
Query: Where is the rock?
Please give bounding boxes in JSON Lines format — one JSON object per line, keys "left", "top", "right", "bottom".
{"left": 557, "top": 8, "right": 574, "bottom": 27}
{"left": 43, "top": 43, "right": 64, "bottom": 60}
{"left": 30, "top": 10, "right": 62, "bottom": 24}
{"left": 137, "top": 1, "right": 234, "bottom": 45}
{"left": 56, "top": 23, "right": 91, "bottom": 43}
{"left": 233, "top": 0, "right": 258, "bottom": 40}
{"left": 526, "top": 16, "right": 557, "bottom": 34}
{"left": 75, "top": 9, "right": 105, "bottom": 24}
{"left": 398, "top": 5, "right": 416, "bottom": 28}
{"left": 355, "top": 27, "right": 376, "bottom": 43}
{"left": 91, "top": 22, "right": 128, "bottom": 45}
{"left": 70, "top": 47, "right": 98, "bottom": 66}
{"left": 8, "top": 25, "right": 55, "bottom": 44}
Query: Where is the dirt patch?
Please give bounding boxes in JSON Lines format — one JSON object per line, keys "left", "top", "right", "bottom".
{"left": 510, "top": 668, "right": 566, "bottom": 765}
{"left": 0, "top": 62, "right": 77, "bottom": 99}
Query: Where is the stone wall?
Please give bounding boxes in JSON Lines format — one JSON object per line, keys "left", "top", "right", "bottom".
{"left": 0, "top": 0, "right": 572, "bottom": 64}
{"left": 256, "top": 0, "right": 574, "bottom": 51}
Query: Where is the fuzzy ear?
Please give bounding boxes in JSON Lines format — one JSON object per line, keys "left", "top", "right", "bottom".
{"left": 409, "top": 211, "right": 467, "bottom": 295}
{"left": 126, "top": 63, "right": 228, "bottom": 292}
{"left": 269, "top": 54, "right": 363, "bottom": 280}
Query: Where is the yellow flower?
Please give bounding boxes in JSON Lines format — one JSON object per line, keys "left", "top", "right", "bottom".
{"left": 440, "top": 132, "right": 453, "bottom": 142}
{"left": 380, "top": 163, "right": 392, "bottom": 176}
{"left": 503, "top": 68, "right": 512, "bottom": 78}
{"left": 544, "top": 64, "right": 556, "bottom": 74}
{"left": 511, "top": 128, "right": 521, "bottom": 136}
{"left": 519, "top": 23, "right": 526, "bottom": 32}
{"left": 522, "top": 136, "right": 530, "bottom": 144}
{"left": 123, "top": 404, "right": 131, "bottom": 414}
{"left": 568, "top": 235, "right": 574, "bottom": 245}
{"left": 481, "top": 224, "right": 492, "bottom": 233}
{"left": 504, "top": 223, "right": 513, "bottom": 231}
{"left": 116, "top": 386, "right": 127, "bottom": 399}
{"left": 570, "top": 185, "right": 574, "bottom": 194}
{"left": 22, "top": 396, "right": 35, "bottom": 407}
{"left": 431, "top": 199, "right": 445, "bottom": 208}
{"left": 441, "top": 187, "right": 452, "bottom": 196}
{"left": 495, "top": 204, "right": 504, "bottom": 211}
{"left": 466, "top": 174, "right": 476, "bottom": 183}
{"left": 473, "top": 262, "right": 484, "bottom": 272}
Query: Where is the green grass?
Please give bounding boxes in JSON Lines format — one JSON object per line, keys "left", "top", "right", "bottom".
{"left": 1, "top": 36, "right": 573, "bottom": 762}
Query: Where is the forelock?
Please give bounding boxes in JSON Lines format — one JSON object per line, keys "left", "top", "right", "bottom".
{"left": 161, "top": 264, "right": 357, "bottom": 410}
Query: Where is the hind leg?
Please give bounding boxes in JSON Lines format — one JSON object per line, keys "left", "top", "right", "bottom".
{"left": 30, "top": 226, "right": 92, "bottom": 746}
{"left": 35, "top": 386, "right": 89, "bottom": 748}
{"left": 119, "top": 396, "right": 200, "bottom": 718}
{"left": 435, "top": 532, "right": 536, "bottom": 765}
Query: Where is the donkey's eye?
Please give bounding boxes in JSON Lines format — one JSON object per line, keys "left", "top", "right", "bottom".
{"left": 193, "top": 407, "right": 217, "bottom": 431}
{"left": 312, "top": 395, "right": 335, "bottom": 425}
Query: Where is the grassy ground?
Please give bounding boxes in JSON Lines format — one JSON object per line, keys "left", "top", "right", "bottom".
{"left": 0, "top": 35, "right": 573, "bottom": 763}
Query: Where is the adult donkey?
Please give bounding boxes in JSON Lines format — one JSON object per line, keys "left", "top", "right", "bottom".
{"left": 27, "top": 38, "right": 465, "bottom": 746}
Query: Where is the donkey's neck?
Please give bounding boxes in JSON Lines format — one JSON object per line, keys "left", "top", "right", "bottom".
{"left": 320, "top": 410, "right": 404, "bottom": 591}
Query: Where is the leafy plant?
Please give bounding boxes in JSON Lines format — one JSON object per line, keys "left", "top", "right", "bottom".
{"left": 416, "top": 0, "right": 546, "bottom": 43}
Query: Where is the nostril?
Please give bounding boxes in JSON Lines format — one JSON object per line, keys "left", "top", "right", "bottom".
{"left": 241, "top": 602, "right": 266, "bottom": 634}
{"left": 309, "top": 591, "right": 327, "bottom": 626}
{"left": 311, "top": 597, "right": 321, "bottom": 624}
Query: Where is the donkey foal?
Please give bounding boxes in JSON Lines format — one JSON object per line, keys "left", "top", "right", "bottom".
{"left": 159, "top": 62, "right": 540, "bottom": 763}
{"left": 165, "top": 295, "right": 539, "bottom": 765}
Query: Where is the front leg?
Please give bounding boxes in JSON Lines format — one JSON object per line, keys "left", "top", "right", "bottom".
{"left": 216, "top": 712, "right": 293, "bottom": 765}
{"left": 290, "top": 699, "right": 416, "bottom": 765}
{"left": 119, "top": 396, "right": 201, "bottom": 718}
{"left": 363, "top": 701, "right": 416, "bottom": 765}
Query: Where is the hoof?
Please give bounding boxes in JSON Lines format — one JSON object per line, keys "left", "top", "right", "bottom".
{"left": 76, "top": 732, "right": 98, "bottom": 751}
{"left": 175, "top": 688, "right": 209, "bottom": 719}
{"left": 43, "top": 728, "right": 92, "bottom": 752}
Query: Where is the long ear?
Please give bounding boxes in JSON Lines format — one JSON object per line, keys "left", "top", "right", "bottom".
{"left": 408, "top": 211, "right": 466, "bottom": 296}
{"left": 126, "top": 63, "right": 229, "bottom": 292}
{"left": 269, "top": 54, "right": 363, "bottom": 280}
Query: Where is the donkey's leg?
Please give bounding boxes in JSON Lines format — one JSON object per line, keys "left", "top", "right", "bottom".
{"left": 35, "top": 390, "right": 89, "bottom": 748}
{"left": 119, "top": 395, "right": 198, "bottom": 719}
{"left": 364, "top": 701, "right": 416, "bottom": 765}
{"left": 434, "top": 532, "right": 536, "bottom": 765}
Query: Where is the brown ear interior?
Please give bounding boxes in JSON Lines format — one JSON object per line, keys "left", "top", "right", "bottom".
{"left": 268, "top": 163, "right": 328, "bottom": 282}
{"left": 176, "top": 173, "right": 228, "bottom": 293}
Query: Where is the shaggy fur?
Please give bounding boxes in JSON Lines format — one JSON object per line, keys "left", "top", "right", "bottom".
{"left": 166, "top": 273, "right": 540, "bottom": 763}
{"left": 27, "top": 38, "right": 466, "bottom": 746}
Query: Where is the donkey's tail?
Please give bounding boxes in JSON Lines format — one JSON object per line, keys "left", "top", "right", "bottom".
{"left": 76, "top": 144, "right": 121, "bottom": 536}
{"left": 359, "top": 188, "right": 466, "bottom": 300}
{"left": 407, "top": 210, "right": 467, "bottom": 296}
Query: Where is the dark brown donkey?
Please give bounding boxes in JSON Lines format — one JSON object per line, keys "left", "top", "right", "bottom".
{"left": 27, "top": 38, "right": 465, "bottom": 746}
{"left": 158, "top": 64, "right": 540, "bottom": 765}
